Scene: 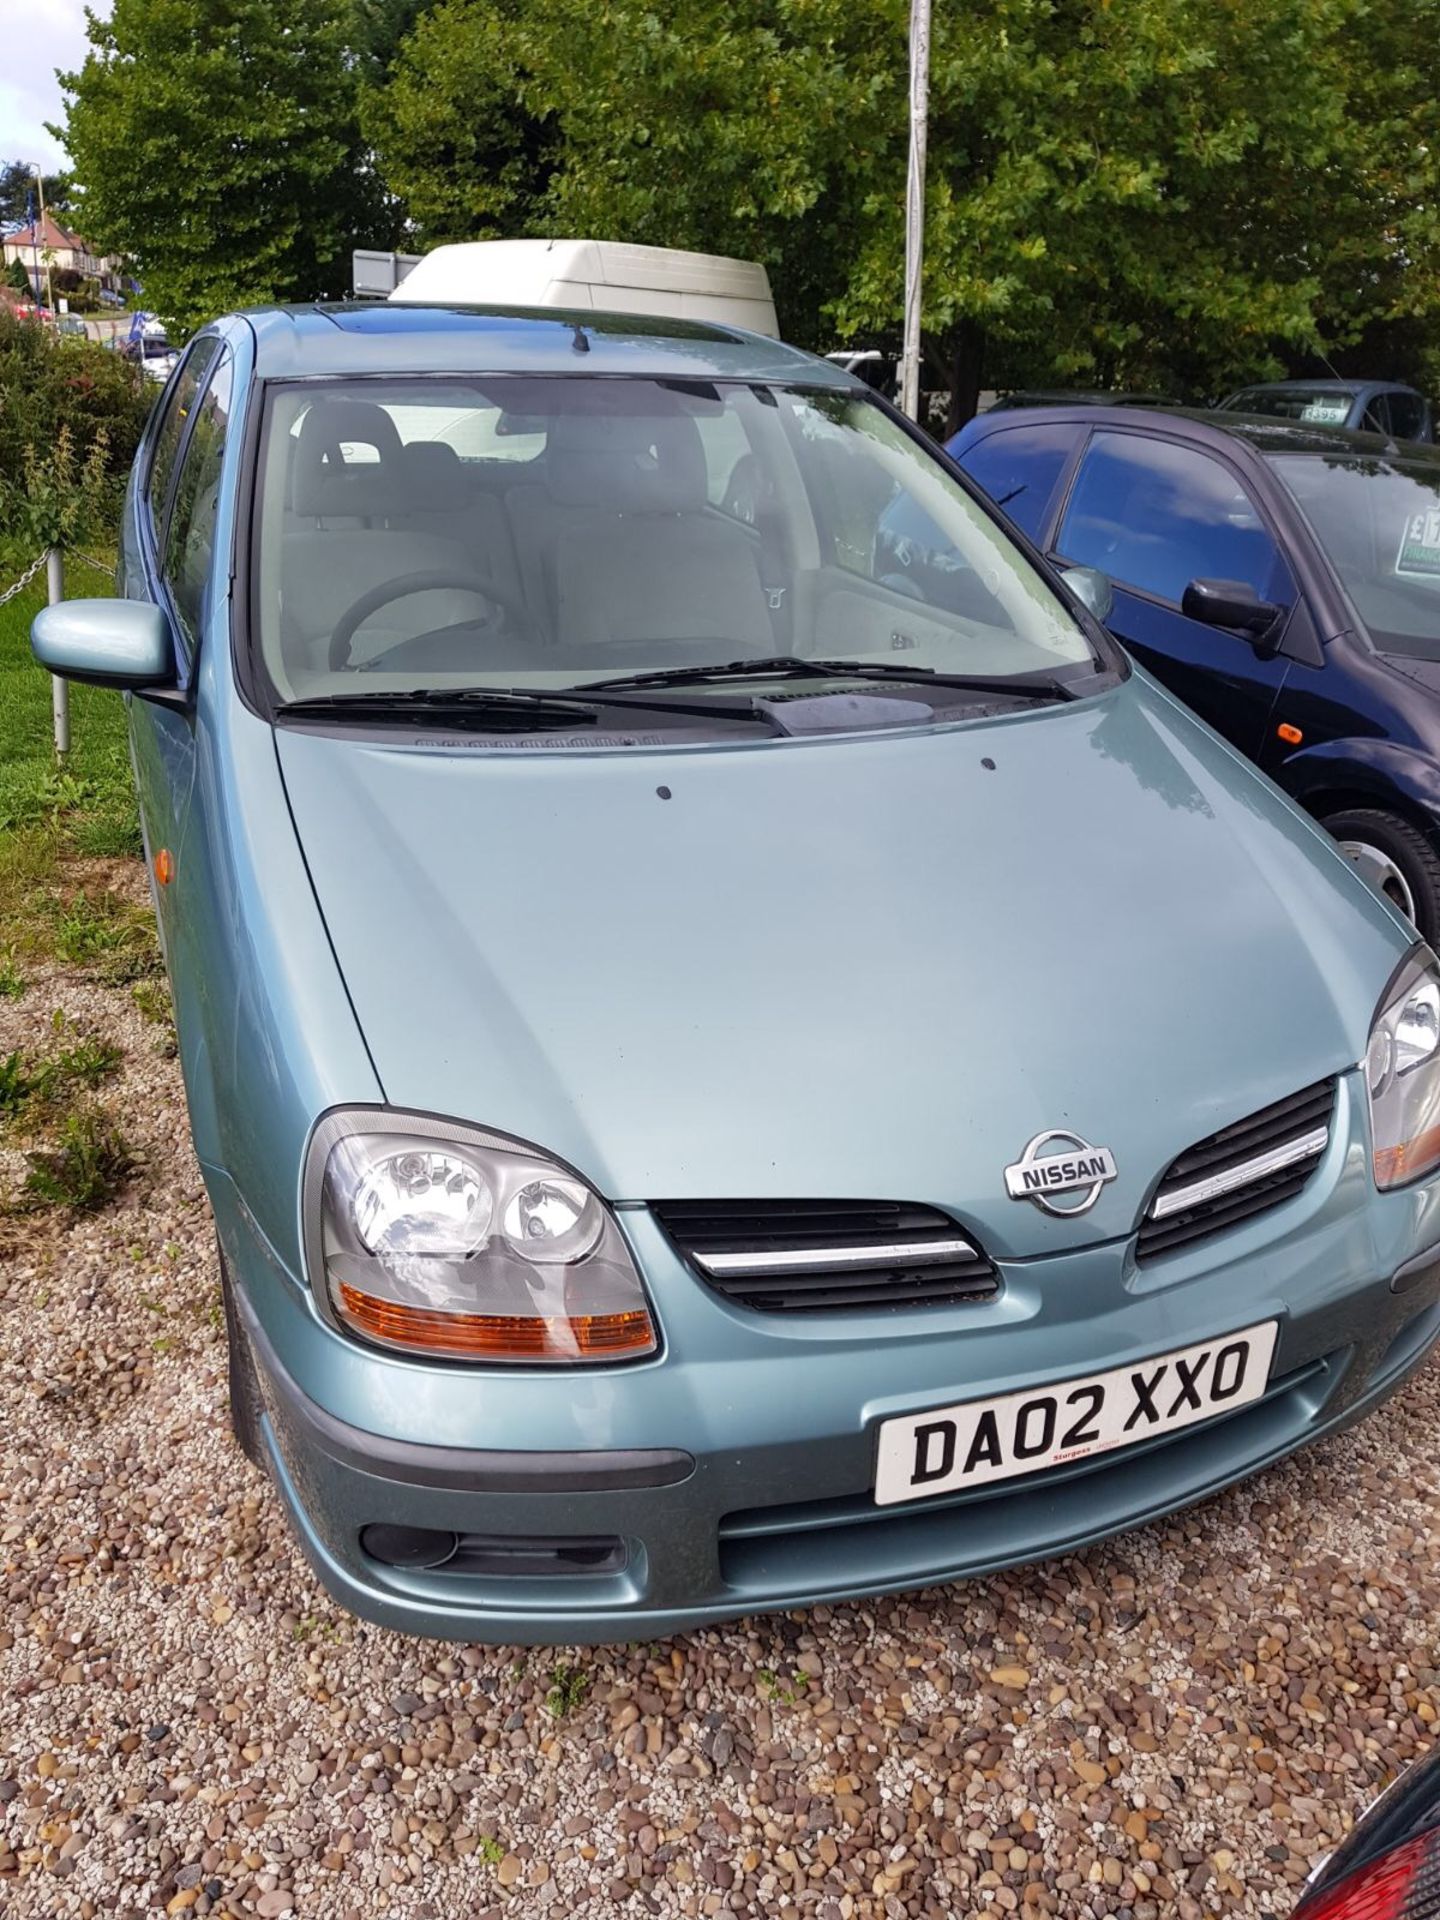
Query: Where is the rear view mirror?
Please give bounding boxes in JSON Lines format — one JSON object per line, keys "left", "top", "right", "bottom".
{"left": 1060, "top": 565, "right": 1114, "bottom": 623}
{"left": 31, "top": 599, "right": 173, "bottom": 690}
{"left": 1182, "top": 577, "right": 1284, "bottom": 642}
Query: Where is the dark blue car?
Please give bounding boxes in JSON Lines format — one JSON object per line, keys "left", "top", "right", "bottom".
{"left": 948, "top": 406, "right": 1440, "bottom": 941}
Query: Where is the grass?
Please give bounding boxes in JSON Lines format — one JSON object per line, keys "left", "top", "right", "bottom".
{"left": 0, "top": 560, "right": 141, "bottom": 958}
{"left": 0, "top": 1036, "right": 123, "bottom": 1125}
{"left": 0, "top": 547, "right": 149, "bottom": 1219}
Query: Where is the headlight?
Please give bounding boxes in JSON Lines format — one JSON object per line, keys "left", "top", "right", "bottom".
{"left": 304, "top": 1111, "right": 656, "bottom": 1362}
{"left": 1366, "top": 950, "right": 1440, "bottom": 1188}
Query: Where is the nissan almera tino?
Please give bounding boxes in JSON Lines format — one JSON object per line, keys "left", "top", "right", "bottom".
{"left": 32, "top": 303, "right": 1440, "bottom": 1642}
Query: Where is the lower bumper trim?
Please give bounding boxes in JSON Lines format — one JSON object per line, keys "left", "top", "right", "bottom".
{"left": 237, "top": 1288, "right": 695, "bottom": 1493}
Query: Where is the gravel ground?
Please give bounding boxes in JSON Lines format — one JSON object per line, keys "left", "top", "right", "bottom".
{"left": 2, "top": 960, "right": 1439, "bottom": 1920}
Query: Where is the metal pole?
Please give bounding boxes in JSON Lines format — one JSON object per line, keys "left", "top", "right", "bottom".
{"left": 46, "top": 549, "right": 69, "bottom": 756}
{"left": 34, "top": 167, "right": 54, "bottom": 315}
{"left": 900, "top": 0, "right": 932, "bottom": 422}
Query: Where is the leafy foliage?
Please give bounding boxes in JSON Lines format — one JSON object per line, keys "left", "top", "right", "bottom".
{"left": 20, "top": 1105, "right": 135, "bottom": 1212}
{"left": 0, "top": 309, "right": 149, "bottom": 525}
{"left": 363, "top": 0, "right": 1440, "bottom": 410}
{"left": 57, "top": 0, "right": 394, "bottom": 334}
{"left": 0, "top": 161, "right": 71, "bottom": 227}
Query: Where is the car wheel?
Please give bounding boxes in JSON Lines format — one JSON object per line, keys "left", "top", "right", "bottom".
{"left": 1324, "top": 808, "right": 1440, "bottom": 941}
{"left": 219, "top": 1243, "right": 266, "bottom": 1467}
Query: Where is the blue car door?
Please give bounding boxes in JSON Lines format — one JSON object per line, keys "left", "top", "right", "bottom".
{"left": 1050, "top": 428, "right": 1297, "bottom": 756}
{"left": 124, "top": 338, "right": 232, "bottom": 973}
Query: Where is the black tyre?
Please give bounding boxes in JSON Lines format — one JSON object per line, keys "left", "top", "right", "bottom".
{"left": 1322, "top": 807, "right": 1440, "bottom": 943}
{"left": 219, "top": 1244, "right": 266, "bottom": 1467}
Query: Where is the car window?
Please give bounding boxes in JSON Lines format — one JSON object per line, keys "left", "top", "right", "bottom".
{"left": 1361, "top": 394, "right": 1392, "bottom": 435}
{"left": 146, "top": 340, "right": 219, "bottom": 540}
{"left": 1057, "top": 431, "right": 1292, "bottom": 609}
{"left": 163, "top": 347, "right": 233, "bottom": 648}
{"left": 955, "top": 423, "right": 1081, "bottom": 542}
{"left": 1387, "top": 392, "right": 1426, "bottom": 440}
{"left": 1270, "top": 451, "right": 1440, "bottom": 658}
{"left": 253, "top": 375, "right": 1102, "bottom": 706}
{"left": 1224, "top": 387, "right": 1356, "bottom": 426}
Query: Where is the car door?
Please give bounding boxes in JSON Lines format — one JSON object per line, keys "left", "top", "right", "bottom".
{"left": 127, "top": 339, "right": 232, "bottom": 965}
{"left": 1051, "top": 428, "right": 1297, "bottom": 754}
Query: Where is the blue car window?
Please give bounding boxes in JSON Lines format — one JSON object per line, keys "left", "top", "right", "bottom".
{"left": 164, "top": 347, "right": 233, "bottom": 649}
{"left": 1057, "top": 431, "right": 1291, "bottom": 609}
{"left": 954, "top": 423, "right": 1079, "bottom": 542}
{"left": 145, "top": 339, "right": 219, "bottom": 544}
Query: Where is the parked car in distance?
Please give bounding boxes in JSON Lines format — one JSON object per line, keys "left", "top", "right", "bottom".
{"left": 987, "top": 390, "right": 1177, "bottom": 412}
{"left": 1218, "top": 378, "right": 1432, "bottom": 442}
{"left": 117, "top": 332, "right": 180, "bottom": 382}
{"left": 949, "top": 406, "right": 1440, "bottom": 943}
{"left": 31, "top": 304, "right": 1440, "bottom": 1644}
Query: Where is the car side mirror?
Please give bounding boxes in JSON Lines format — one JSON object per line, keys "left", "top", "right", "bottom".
{"left": 1060, "top": 565, "right": 1114, "bottom": 623}
{"left": 1182, "top": 577, "right": 1285, "bottom": 652}
{"left": 31, "top": 599, "right": 174, "bottom": 691}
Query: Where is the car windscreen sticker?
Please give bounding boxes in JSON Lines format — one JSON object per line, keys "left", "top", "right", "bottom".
{"left": 1299, "top": 399, "right": 1351, "bottom": 424}
{"left": 1396, "top": 507, "right": 1440, "bottom": 580}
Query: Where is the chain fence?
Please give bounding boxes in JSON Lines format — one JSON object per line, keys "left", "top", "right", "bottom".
{"left": 0, "top": 550, "right": 48, "bottom": 610}
{"left": 0, "top": 546, "right": 116, "bottom": 611}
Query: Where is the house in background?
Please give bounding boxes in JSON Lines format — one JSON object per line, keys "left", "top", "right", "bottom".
{"left": 2, "top": 213, "right": 123, "bottom": 300}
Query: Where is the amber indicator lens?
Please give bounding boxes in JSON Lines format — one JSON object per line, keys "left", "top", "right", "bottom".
{"left": 336, "top": 1283, "right": 655, "bottom": 1360}
{"left": 1277, "top": 722, "right": 1303, "bottom": 746}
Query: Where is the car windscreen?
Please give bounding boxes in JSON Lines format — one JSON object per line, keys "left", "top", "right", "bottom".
{"left": 1269, "top": 451, "right": 1440, "bottom": 658}
{"left": 251, "top": 375, "right": 1102, "bottom": 709}
{"left": 1225, "top": 387, "right": 1358, "bottom": 425}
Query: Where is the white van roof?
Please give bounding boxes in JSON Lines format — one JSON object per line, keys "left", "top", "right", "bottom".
{"left": 389, "top": 239, "right": 779, "bottom": 338}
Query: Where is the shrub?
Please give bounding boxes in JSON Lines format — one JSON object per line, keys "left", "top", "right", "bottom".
{"left": 0, "top": 307, "right": 150, "bottom": 527}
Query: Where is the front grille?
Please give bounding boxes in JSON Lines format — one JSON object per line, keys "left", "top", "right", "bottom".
{"left": 1137, "top": 1078, "right": 1335, "bottom": 1261}
{"left": 650, "top": 1199, "right": 998, "bottom": 1313}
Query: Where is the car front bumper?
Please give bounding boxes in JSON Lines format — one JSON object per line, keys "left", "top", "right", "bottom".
{"left": 215, "top": 1076, "right": 1440, "bottom": 1644}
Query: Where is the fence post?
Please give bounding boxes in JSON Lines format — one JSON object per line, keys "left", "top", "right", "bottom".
{"left": 46, "top": 547, "right": 69, "bottom": 757}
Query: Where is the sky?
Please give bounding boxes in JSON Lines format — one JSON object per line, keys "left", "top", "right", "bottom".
{"left": 0, "top": 0, "right": 109, "bottom": 172}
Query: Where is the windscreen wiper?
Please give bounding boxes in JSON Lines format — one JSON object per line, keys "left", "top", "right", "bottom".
{"left": 276, "top": 684, "right": 784, "bottom": 729}
{"left": 581, "top": 655, "right": 1078, "bottom": 700}
{"left": 278, "top": 688, "right": 602, "bottom": 726}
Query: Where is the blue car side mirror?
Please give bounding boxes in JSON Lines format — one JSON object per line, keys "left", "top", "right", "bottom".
{"left": 1182, "top": 577, "right": 1286, "bottom": 656}
{"left": 31, "top": 598, "right": 174, "bottom": 691}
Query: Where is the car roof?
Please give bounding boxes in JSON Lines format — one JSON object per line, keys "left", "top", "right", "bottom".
{"left": 235, "top": 301, "right": 853, "bottom": 387}
{"left": 1226, "top": 376, "right": 1418, "bottom": 397}
{"left": 960, "top": 402, "right": 1440, "bottom": 464}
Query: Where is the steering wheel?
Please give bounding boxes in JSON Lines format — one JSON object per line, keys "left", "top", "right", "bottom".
{"left": 327, "top": 569, "right": 529, "bottom": 672}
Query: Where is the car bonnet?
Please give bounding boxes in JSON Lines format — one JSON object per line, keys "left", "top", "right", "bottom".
{"left": 275, "top": 677, "right": 1408, "bottom": 1260}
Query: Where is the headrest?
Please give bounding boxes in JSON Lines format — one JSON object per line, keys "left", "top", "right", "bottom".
{"left": 291, "top": 400, "right": 408, "bottom": 518}
{"left": 545, "top": 411, "right": 708, "bottom": 513}
{"left": 397, "top": 440, "right": 467, "bottom": 511}
{"left": 296, "top": 399, "right": 404, "bottom": 465}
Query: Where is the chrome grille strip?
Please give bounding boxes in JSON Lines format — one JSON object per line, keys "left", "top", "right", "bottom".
{"left": 1148, "top": 1126, "right": 1330, "bottom": 1222}
{"left": 695, "top": 1237, "right": 979, "bottom": 1278}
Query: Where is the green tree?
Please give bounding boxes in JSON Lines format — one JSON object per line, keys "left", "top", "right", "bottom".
{"left": 368, "top": 0, "right": 1440, "bottom": 420}
{"left": 0, "top": 162, "right": 71, "bottom": 227}
{"left": 364, "top": 0, "right": 880, "bottom": 346}
{"left": 56, "top": 0, "right": 388, "bottom": 334}
{"left": 6, "top": 259, "right": 32, "bottom": 296}
{"left": 360, "top": 1, "right": 560, "bottom": 252}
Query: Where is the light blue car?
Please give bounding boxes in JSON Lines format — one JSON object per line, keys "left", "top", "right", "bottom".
{"left": 32, "top": 303, "right": 1440, "bottom": 1643}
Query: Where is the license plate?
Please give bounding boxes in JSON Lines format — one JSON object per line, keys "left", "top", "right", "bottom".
{"left": 873, "top": 1319, "right": 1278, "bottom": 1507}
